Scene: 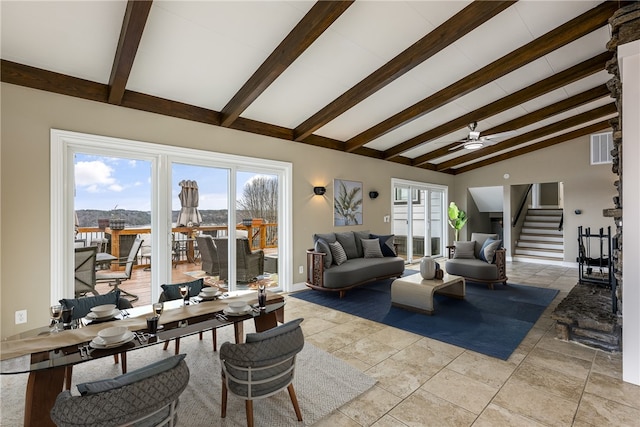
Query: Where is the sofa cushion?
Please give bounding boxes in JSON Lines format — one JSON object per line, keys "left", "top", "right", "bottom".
{"left": 445, "top": 258, "right": 499, "bottom": 281}
{"left": 313, "top": 232, "right": 337, "bottom": 244}
{"left": 453, "top": 241, "right": 475, "bottom": 259}
{"left": 323, "top": 257, "right": 405, "bottom": 289}
{"left": 370, "top": 234, "right": 396, "bottom": 256}
{"left": 314, "top": 238, "right": 333, "bottom": 269}
{"left": 354, "top": 230, "right": 371, "bottom": 258}
{"left": 361, "top": 238, "right": 383, "bottom": 258}
{"left": 336, "top": 232, "right": 359, "bottom": 259}
{"left": 479, "top": 238, "right": 502, "bottom": 263}
{"left": 329, "top": 241, "right": 347, "bottom": 265}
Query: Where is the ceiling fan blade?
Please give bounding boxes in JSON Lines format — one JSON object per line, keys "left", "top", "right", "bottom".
{"left": 448, "top": 142, "right": 468, "bottom": 151}
{"left": 481, "top": 130, "right": 517, "bottom": 140}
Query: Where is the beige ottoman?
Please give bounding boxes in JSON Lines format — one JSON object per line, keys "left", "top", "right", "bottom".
{"left": 391, "top": 273, "right": 465, "bottom": 315}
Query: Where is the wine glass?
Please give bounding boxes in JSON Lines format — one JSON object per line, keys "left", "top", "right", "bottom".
{"left": 179, "top": 285, "right": 190, "bottom": 306}
{"left": 50, "top": 304, "right": 62, "bottom": 332}
{"left": 153, "top": 302, "right": 164, "bottom": 317}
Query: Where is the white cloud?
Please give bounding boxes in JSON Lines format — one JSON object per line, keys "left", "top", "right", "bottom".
{"left": 75, "top": 161, "right": 116, "bottom": 187}
{"left": 109, "top": 184, "right": 124, "bottom": 192}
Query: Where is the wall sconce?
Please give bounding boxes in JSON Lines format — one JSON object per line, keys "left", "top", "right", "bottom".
{"left": 369, "top": 191, "right": 379, "bottom": 199}
{"left": 313, "top": 186, "right": 326, "bottom": 196}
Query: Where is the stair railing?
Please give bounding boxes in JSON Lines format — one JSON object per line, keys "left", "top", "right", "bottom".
{"left": 512, "top": 184, "right": 533, "bottom": 228}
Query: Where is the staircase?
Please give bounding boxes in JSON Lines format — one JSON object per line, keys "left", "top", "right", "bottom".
{"left": 514, "top": 209, "right": 564, "bottom": 263}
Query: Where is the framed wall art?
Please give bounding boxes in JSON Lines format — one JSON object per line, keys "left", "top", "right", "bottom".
{"left": 333, "top": 179, "right": 363, "bottom": 226}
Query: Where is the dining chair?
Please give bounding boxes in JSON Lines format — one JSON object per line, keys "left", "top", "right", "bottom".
{"left": 158, "top": 279, "right": 220, "bottom": 354}
{"left": 219, "top": 318, "right": 305, "bottom": 427}
{"left": 96, "top": 237, "right": 143, "bottom": 302}
{"left": 59, "top": 291, "right": 134, "bottom": 389}
{"left": 74, "top": 246, "right": 98, "bottom": 298}
{"left": 51, "top": 354, "right": 189, "bottom": 427}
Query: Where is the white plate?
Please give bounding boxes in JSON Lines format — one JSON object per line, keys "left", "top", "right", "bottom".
{"left": 223, "top": 307, "right": 253, "bottom": 317}
{"left": 198, "top": 291, "right": 221, "bottom": 300}
{"left": 89, "top": 330, "right": 135, "bottom": 349}
{"left": 86, "top": 308, "right": 120, "bottom": 321}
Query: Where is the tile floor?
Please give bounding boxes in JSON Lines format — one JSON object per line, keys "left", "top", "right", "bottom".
{"left": 284, "top": 261, "right": 640, "bottom": 426}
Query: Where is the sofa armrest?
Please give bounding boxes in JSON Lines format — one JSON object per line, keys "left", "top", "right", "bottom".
{"left": 446, "top": 245, "right": 455, "bottom": 259}
{"left": 306, "top": 249, "right": 325, "bottom": 288}
{"left": 495, "top": 248, "right": 507, "bottom": 280}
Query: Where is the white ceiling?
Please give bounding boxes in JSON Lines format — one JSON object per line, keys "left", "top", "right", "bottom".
{"left": 0, "top": 1, "right": 617, "bottom": 173}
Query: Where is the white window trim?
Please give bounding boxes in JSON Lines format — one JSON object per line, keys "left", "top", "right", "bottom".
{"left": 51, "top": 129, "right": 292, "bottom": 304}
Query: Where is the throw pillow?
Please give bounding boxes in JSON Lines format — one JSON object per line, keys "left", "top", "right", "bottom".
{"left": 161, "top": 278, "right": 204, "bottom": 301}
{"left": 479, "top": 238, "right": 502, "bottom": 263}
{"left": 370, "top": 234, "right": 396, "bottom": 257}
{"left": 353, "top": 230, "right": 371, "bottom": 257}
{"left": 453, "top": 241, "right": 475, "bottom": 259}
{"left": 77, "top": 354, "right": 186, "bottom": 395}
{"left": 59, "top": 291, "right": 120, "bottom": 320}
{"left": 329, "top": 241, "right": 347, "bottom": 265}
{"left": 361, "top": 238, "right": 383, "bottom": 258}
{"left": 336, "top": 232, "right": 359, "bottom": 259}
{"left": 313, "top": 233, "right": 337, "bottom": 244}
{"left": 314, "top": 238, "right": 333, "bottom": 269}
{"left": 245, "top": 318, "right": 303, "bottom": 343}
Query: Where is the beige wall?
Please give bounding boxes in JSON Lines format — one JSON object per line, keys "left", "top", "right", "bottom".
{"left": 452, "top": 140, "right": 616, "bottom": 263}
{"left": 0, "top": 83, "right": 453, "bottom": 338}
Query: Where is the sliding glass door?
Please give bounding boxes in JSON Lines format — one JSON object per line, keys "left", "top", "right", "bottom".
{"left": 392, "top": 179, "right": 446, "bottom": 263}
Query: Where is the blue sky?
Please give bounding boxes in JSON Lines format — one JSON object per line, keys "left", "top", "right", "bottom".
{"left": 74, "top": 154, "right": 261, "bottom": 211}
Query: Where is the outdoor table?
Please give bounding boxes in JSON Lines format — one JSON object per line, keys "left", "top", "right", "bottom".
{"left": 1, "top": 291, "right": 285, "bottom": 427}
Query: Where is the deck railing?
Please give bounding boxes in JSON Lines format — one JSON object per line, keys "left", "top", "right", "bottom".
{"left": 76, "top": 223, "right": 278, "bottom": 270}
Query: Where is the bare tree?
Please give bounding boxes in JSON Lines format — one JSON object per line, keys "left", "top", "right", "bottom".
{"left": 237, "top": 176, "right": 278, "bottom": 223}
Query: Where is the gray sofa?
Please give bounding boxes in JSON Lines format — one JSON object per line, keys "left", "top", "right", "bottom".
{"left": 306, "top": 231, "right": 405, "bottom": 297}
{"left": 444, "top": 233, "right": 508, "bottom": 289}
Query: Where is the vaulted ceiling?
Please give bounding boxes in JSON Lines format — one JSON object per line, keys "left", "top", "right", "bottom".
{"left": 1, "top": 1, "right": 623, "bottom": 174}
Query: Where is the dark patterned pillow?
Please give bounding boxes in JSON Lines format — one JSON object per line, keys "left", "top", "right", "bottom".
{"left": 361, "top": 238, "right": 383, "bottom": 258}
{"left": 370, "top": 234, "right": 396, "bottom": 256}
{"left": 329, "top": 241, "right": 348, "bottom": 265}
{"left": 161, "top": 278, "right": 204, "bottom": 301}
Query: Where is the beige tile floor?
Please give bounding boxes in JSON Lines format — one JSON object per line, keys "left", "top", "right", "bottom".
{"left": 285, "top": 261, "right": 640, "bottom": 427}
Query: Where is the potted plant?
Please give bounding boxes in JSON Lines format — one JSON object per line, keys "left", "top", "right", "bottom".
{"left": 448, "top": 202, "right": 467, "bottom": 241}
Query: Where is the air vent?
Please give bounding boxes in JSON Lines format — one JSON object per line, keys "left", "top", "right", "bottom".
{"left": 590, "top": 132, "right": 613, "bottom": 165}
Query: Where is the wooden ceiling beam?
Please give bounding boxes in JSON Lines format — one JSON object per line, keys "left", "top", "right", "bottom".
{"left": 345, "top": 1, "right": 619, "bottom": 152}
{"left": 108, "top": 0, "right": 153, "bottom": 105}
{"left": 220, "top": 1, "right": 353, "bottom": 127}
{"left": 386, "top": 52, "right": 611, "bottom": 161}
{"left": 435, "top": 103, "right": 617, "bottom": 171}
{"left": 449, "top": 120, "right": 612, "bottom": 174}
{"left": 414, "top": 84, "right": 611, "bottom": 166}
{"left": 292, "top": 1, "right": 516, "bottom": 142}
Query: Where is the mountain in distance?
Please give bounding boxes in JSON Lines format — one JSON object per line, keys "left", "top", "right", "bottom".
{"left": 76, "top": 209, "right": 253, "bottom": 228}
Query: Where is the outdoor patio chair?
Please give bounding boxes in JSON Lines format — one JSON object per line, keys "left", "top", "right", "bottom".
{"left": 196, "top": 235, "right": 220, "bottom": 276}
{"left": 96, "top": 237, "right": 143, "bottom": 302}
{"left": 219, "top": 318, "right": 305, "bottom": 427}
{"left": 214, "top": 237, "right": 264, "bottom": 282}
{"left": 74, "top": 246, "right": 98, "bottom": 298}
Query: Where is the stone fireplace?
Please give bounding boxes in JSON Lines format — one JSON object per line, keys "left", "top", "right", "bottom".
{"left": 552, "top": 3, "right": 640, "bottom": 353}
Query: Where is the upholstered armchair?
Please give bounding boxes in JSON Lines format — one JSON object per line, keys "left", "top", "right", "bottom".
{"left": 219, "top": 319, "right": 305, "bottom": 427}
{"left": 214, "top": 238, "right": 264, "bottom": 282}
{"left": 445, "top": 232, "right": 508, "bottom": 289}
{"left": 50, "top": 354, "right": 189, "bottom": 427}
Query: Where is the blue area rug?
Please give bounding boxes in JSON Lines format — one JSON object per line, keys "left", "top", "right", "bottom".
{"left": 291, "top": 271, "right": 559, "bottom": 360}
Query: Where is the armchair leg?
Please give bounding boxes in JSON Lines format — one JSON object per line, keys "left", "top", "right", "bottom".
{"left": 221, "top": 381, "right": 227, "bottom": 418}
{"left": 245, "top": 400, "right": 254, "bottom": 427}
{"left": 287, "top": 383, "right": 303, "bottom": 421}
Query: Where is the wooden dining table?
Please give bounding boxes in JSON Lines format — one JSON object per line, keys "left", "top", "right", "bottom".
{"left": 1, "top": 291, "right": 285, "bottom": 427}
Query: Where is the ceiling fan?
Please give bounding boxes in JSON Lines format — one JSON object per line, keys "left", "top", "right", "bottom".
{"left": 449, "top": 122, "right": 517, "bottom": 150}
